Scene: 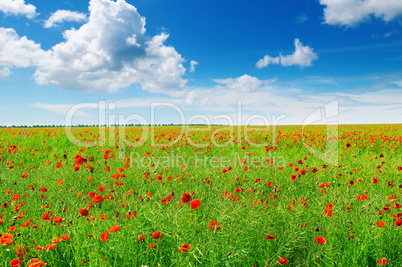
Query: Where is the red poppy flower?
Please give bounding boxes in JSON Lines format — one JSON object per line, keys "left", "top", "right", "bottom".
{"left": 179, "top": 243, "right": 191, "bottom": 253}
{"left": 373, "top": 178, "right": 378, "bottom": 184}
{"left": 73, "top": 165, "right": 80, "bottom": 172}
{"left": 208, "top": 220, "right": 221, "bottom": 231}
{"left": 190, "top": 199, "right": 201, "bottom": 210}
{"left": 27, "top": 258, "right": 47, "bottom": 267}
{"left": 349, "top": 180, "right": 354, "bottom": 187}
{"left": 278, "top": 257, "right": 288, "bottom": 265}
{"left": 0, "top": 233, "right": 13, "bottom": 246}
{"left": 10, "top": 259, "right": 22, "bottom": 267}
{"left": 384, "top": 204, "right": 391, "bottom": 213}
{"left": 138, "top": 234, "right": 146, "bottom": 241}
{"left": 349, "top": 233, "right": 354, "bottom": 239}
{"left": 109, "top": 225, "right": 121, "bottom": 233}
{"left": 60, "top": 234, "right": 70, "bottom": 241}
{"left": 152, "top": 231, "right": 162, "bottom": 239}
{"left": 181, "top": 193, "right": 192, "bottom": 204}
{"left": 316, "top": 236, "right": 326, "bottom": 244}
{"left": 42, "top": 212, "right": 50, "bottom": 221}
{"left": 346, "top": 143, "right": 351, "bottom": 148}
{"left": 92, "top": 194, "right": 104, "bottom": 204}
{"left": 45, "top": 244, "right": 57, "bottom": 251}
{"left": 376, "top": 221, "right": 385, "bottom": 228}
{"left": 265, "top": 234, "right": 275, "bottom": 240}
{"left": 100, "top": 231, "right": 109, "bottom": 242}
{"left": 79, "top": 209, "right": 89, "bottom": 217}
{"left": 52, "top": 216, "right": 62, "bottom": 224}
{"left": 12, "top": 194, "right": 20, "bottom": 202}
{"left": 395, "top": 219, "right": 402, "bottom": 228}
{"left": 378, "top": 257, "right": 387, "bottom": 265}
{"left": 98, "top": 186, "right": 105, "bottom": 192}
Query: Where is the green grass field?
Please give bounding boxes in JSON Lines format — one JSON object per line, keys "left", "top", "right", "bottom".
{"left": 0, "top": 125, "right": 401, "bottom": 266}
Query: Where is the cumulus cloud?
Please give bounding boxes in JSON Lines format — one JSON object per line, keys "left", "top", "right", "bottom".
{"left": 256, "top": 55, "right": 280, "bottom": 69}
{"left": 280, "top": 39, "right": 318, "bottom": 67}
{"left": 256, "top": 39, "right": 318, "bottom": 69}
{"left": 0, "top": 27, "right": 47, "bottom": 68}
{"left": 0, "top": 0, "right": 36, "bottom": 18}
{"left": 0, "top": 67, "right": 10, "bottom": 78}
{"left": 44, "top": 10, "right": 87, "bottom": 28}
{"left": 189, "top": 60, "right": 198, "bottom": 72}
{"left": 213, "top": 74, "right": 276, "bottom": 92}
{"left": 0, "top": 0, "right": 187, "bottom": 94}
{"left": 320, "top": 0, "right": 402, "bottom": 26}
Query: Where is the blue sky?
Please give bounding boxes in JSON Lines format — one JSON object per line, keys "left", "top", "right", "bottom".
{"left": 1, "top": 0, "right": 402, "bottom": 126}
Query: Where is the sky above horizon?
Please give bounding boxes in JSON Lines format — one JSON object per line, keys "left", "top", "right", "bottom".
{"left": 1, "top": 0, "right": 402, "bottom": 126}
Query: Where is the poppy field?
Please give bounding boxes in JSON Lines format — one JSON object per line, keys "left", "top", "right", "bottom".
{"left": 0, "top": 124, "right": 402, "bottom": 266}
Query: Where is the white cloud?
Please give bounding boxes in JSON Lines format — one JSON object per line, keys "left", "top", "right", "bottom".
{"left": 44, "top": 10, "right": 87, "bottom": 28}
{"left": 320, "top": 0, "right": 402, "bottom": 26}
{"left": 257, "top": 39, "right": 318, "bottom": 69}
{"left": 296, "top": 13, "right": 308, "bottom": 24}
{"left": 138, "top": 33, "right": 187, "bottom": 92}
{"left": 0, "top": 0, "right": 36, "bottom": 18}
{"left": 280, "top": 39, "right": 318, "bottom": 67}
{"left": 0, "top": 0, "right": 187, "bottom": 94}
{"left": 181, "top": 75, "right": 402, "bottom": 124}
{"left": 0, "top": 67, "right": 10, "bottom": 78}
{"left": 213, "top": 74, "right": 268, "bottom": 92}
{"left": 0, "top": 27, "right": 46, "bottom": 68}
{"left": 256, "top": 55, "right": 280, "bottom": 69}
{"left": 189, "top": 60, "right": 198, "bottom": 72}
{"left": 32, "top": 73, "right": 402, "bottom": 125}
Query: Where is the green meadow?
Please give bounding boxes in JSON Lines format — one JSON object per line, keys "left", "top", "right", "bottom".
{"left": 0, "top": 125, "right": 401, "bottom": 266}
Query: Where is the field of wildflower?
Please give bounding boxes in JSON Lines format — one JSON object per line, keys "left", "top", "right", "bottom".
{"left": 0, "top": 125, "right": 401, "bottom": 266}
